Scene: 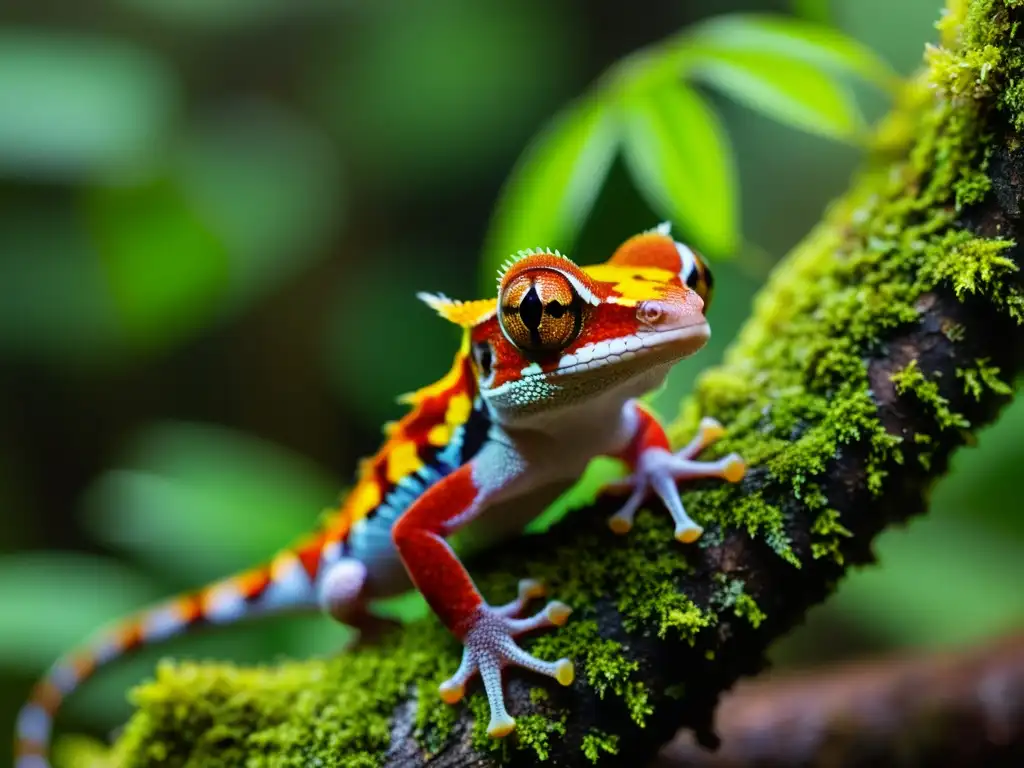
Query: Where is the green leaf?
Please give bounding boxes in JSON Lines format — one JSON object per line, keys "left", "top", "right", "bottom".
{"left": 683, "top": 14, "right": 896, "bottom": 89}
{"left": 115, "top": 0, "right": 336, "bottom": 29}
{"left": 176, "top": 101, "right": 345, "bottom": 314}
{"left": 686, "top": 47, "right": 866, "bottom": 142}
{"left": 620, "top": 84, "right": 737, "bottom": 256}
{"left": 0, "top": 32, "right": 178, "bottom": 180}
{"left": 790, "top": 0, "right": 832, "bottom": 24}
{"left": 85, "top": 177, "right": 230, "bottom": 351}
{"left": 480, "top": 96, "right": 618, "bottom": 292}
{"left": 82, "top": 421, "right": 339, "bottom": 584}
{"left": 0, "top": 554, "right": 159, "bottom": 669}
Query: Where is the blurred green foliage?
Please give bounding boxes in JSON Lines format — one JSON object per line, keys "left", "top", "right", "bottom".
{"left": 0, "top": 0, "right": 1020, "bottom": 765}
{"left": 482, "top": 12, "right": 893, "bottom": 290}
{"left": 0, "top": 33, "right": 177, "bottom": 180}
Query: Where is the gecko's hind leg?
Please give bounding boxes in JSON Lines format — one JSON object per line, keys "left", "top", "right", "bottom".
{"left": 318, "top": 557, "right": 400, "bottom": 647}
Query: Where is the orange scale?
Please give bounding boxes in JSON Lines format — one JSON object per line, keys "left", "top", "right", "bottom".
{"left": 235, "top": 568, "right": 271, "bottom": 600}
{"left": 120, "top": 620, "right": 146, "bottom": 651}
{"left": 69, "top": 653, "right": 97, "bottom": 681}
{"left": 31, "top": 681, "right": 64, "bottom": 714}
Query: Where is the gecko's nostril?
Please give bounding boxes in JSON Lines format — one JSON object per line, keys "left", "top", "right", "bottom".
{"left": 637, "top": 304, "right": 663, "bottom": 325}
{"left": 637, "top": 292, "right": 705, "bottom": 330}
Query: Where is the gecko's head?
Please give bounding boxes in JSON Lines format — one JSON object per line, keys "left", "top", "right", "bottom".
{"left": 422, "top": 224, "right": 715, "bottom": 427}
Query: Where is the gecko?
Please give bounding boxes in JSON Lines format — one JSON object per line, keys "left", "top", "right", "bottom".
{"left": 13, "top": 223, "right": 745, "bottom": 767}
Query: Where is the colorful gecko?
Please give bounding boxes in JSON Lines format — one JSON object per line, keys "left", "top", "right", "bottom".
{"left": 14, "top": 223, "right": 745, "bottom": 766}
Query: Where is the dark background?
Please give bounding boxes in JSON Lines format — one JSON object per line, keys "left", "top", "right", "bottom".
{"left": 2, "top": 0, "right": 1021, "bottom": 764}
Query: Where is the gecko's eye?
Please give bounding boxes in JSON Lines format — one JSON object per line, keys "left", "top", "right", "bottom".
{"left": 678, "top": 243, "right": 714, "bottom": 312}
{"left": 472, "top": 340, "right": 494, "bottom": 384}
{"left": 499, "top": 270, "right": 582, "bottom": 354}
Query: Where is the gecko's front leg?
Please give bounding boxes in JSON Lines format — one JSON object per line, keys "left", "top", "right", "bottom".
{"left": 606, "top": 402, "right": 745, "bottom": 541}
{"left": 391, "top": 458, "right": 573, "bottom": 738}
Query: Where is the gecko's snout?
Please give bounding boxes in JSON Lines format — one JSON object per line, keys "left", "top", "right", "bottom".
{"left": 636, "top": 286, "right": 706, "bottom": 331}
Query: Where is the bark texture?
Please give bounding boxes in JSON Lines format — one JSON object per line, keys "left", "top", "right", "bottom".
{"left": 655, "top": 633, "right": 1024, "bottom": 767}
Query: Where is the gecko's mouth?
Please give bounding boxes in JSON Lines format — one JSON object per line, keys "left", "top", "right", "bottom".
{"left": 482, "top": 323, "right": 710, "bottom": 411}
{"left": 543, "top": 323, "right": 711, "bottom": 380}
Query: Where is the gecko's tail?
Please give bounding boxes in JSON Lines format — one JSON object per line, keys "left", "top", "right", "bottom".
{"left": 14, "top": 535, "right": 329, "bottom": 768}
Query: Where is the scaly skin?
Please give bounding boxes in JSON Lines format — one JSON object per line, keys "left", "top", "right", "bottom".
{"left": 13, "top": 223, "right": 745, "bottom": 765}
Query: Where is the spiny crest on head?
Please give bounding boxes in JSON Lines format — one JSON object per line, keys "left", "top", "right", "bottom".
{"left": 495, "top": 247, "right": 574, "bottom": 286}
{"left": 646, "top": 221, "right": 673, "bottom": 237}
{"left": 417, "top": 292, "right": 496, "bottom": 328}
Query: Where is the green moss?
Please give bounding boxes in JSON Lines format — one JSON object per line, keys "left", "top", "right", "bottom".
{"left": 581, "top": 729, "right": 620, "bottom": 763}
{"left": 466, "top": 701, "right": 566, "bottom": 762}
{"left": 529, "top": 619, "right": 653, "bottom": 726}
{"left": 513, "top": 715, "right": 566, "bottom": 761}
{"left": 60, "top": 3, "right": 1024, "bottom": 766}
{"left": 712, "top": 574, "right": 767, "bottom": 629}
{"left": 468, "top": 697, "right": 509, "bottom": 760}
{"left": 920, "top": 231, "right": 1020, "bottom": 318}
{"left": 528, "top": 687, "right": 550, "bottom": 705}
{"left": 53, "top": 735, "right": 120, "bottom": 768}
{"left": 108, "top": 626, "right": 463, "bottom": 768}
{"left": 957, "top": 357, "right": 1014, "bottom": 399}
{"left": 809, "top": 509, "right": 854, "bottom": 565}
{"left": 892, "top": 359, "right": 971, "bottom": 430}
{"left": 415, "top": 672, "right": 459, "bottom": 756}
{"left": 696, "top": 488, "right": 798, "bottom": 566}
{"left": 734, "top": 593, "right": 766, "bottom": 629}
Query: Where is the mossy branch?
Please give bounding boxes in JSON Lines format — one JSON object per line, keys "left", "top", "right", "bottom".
{"left": 60, "top": 2, "right": 1024, "bottom": 766}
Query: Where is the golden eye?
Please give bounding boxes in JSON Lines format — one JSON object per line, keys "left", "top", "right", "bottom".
{"left": 499, "top": 270, "right": 582, "bottom": 354}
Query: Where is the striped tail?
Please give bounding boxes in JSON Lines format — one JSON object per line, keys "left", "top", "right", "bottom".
{"left": 14, "top": 536, "right": 329, "bottom": 768}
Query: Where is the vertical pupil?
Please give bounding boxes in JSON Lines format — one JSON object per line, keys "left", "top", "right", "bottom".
{"left": 520, "top": 286, "right": 543, "bottom": 330}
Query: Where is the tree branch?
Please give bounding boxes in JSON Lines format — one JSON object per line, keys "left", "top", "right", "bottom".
{"left": 655, "top": 632, "right": 1024, "bottom": 767}
{"left": 59, "top": 2, "right": 1024, "bottom": 766}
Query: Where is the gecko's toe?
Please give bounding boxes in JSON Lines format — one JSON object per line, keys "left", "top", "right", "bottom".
{"left": 721, "top": 453, "right": 746, "bottom": 483}
{"left": 698, "top": 417, "right": 726, "bottom": 444}
{"left": 439, "top": 679, "right": 465, "bottom": 704}
{"left": 518, "top": 578, "right": 546, "bottom": 600}
{"left": 608, "top": 513, "right": 633, "bottom": 535}
{"left": 494, "top": 578, "right": 549, "bottom": 618}
{"left": 675, "top": 522, "right": 704, "bottom": 544}
{"left": 554, "top": 657, "right": 575, "bottom": 686}
{"left": 605, "top": 437, "right": 747, "bottom": 546}
{"left": 487, "top": 712, "right": 516, "bottom": 738}
{"left": 545, "top": 601, "right": 572, "bottom": 627}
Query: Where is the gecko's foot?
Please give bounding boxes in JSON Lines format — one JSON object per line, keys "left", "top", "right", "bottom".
{"left": 438, "top": 597, "right": 573, "bottom": 738}
{"left": 607, "top": 417, "right": 745, "bottom": 542}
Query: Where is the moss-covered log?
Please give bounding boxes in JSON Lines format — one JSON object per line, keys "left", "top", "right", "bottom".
{"left": 57, "top": 1, "right": 1024, "bottom": 766}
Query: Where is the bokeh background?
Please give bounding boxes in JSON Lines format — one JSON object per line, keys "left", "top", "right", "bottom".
{"left": 1, "top": 0, "right": 1021, "bottom": 764}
